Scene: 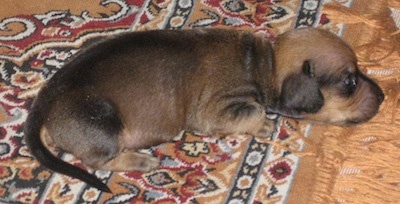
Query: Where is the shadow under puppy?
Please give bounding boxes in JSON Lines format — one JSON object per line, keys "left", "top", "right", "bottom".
{"left": 24, "top": 28, "right": 384, "bottom": 193}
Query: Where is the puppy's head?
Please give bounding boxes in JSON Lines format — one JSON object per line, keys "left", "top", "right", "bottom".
{"left": 271, "top": 28, "right": 384, "bottom": 125}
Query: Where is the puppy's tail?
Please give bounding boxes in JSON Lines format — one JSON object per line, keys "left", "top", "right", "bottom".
{"left": 24, "top": 90, "right": 112, "bottom": 193}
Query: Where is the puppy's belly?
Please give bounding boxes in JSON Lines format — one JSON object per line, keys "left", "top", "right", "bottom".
{"left": 120, "top": 127, "right": 179, "bottom": 150}
{"left": 118, "top": 105, "right": 186, "bottom": 150}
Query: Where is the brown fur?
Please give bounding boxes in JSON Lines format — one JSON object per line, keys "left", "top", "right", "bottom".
{"left": 24, "top": 28, "right": 384, "bottom": 192}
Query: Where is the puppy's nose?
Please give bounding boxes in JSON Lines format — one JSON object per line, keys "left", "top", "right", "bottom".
{"left": 377, "top": 91, "right": 384, "bottom": 104}
{"left": 371, "top": 81, "right": 384, "bottom": 104}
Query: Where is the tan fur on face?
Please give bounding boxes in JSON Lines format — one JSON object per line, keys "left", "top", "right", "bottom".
{"left": 273, "top": 28, "right": 383, "bottom": 123}
{"left": 274, "top": 29, "right": 355, "bottom": 87}
{"left": 308, "top": 77, "right": 382, "bottom": 124}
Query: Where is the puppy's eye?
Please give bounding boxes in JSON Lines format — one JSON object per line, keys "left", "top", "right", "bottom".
{"left": 344, "top": 74, "right": 358, "bottom": 87}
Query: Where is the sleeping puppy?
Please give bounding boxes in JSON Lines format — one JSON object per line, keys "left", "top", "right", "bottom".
{"left": 24, "top": 28, "right": 384, "bottom": 193}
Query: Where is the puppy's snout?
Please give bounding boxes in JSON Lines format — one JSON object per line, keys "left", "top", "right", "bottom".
{"left": 361, "top": 74, "right": 384, "bottom": 105}
{"left": 352, "top": 79, "right": 384, "bottom": 123}
{"left": 370, "top": 80, "right": 384, "bottom": 105}
{"left": 377, "top": 90, "right": 384, "bottom": 104}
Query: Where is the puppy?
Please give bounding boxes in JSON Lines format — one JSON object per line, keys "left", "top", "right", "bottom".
{"left": 24, "top": 28, "right": 384, "bottom": 193}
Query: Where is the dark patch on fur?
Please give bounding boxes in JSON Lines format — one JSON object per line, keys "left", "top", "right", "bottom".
{"left": 280, "top": 61, "right": 324, "bottom": 113}
{"left": 80, "top": 95, "right": 123, "bottom": 137}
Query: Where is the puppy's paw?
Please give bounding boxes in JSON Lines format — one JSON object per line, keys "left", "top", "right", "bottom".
{"left": 256, "top": 119, "right": 277, "bottom": 138}
{"left": 136, "top": 155, "right": 161, "bottom": 172}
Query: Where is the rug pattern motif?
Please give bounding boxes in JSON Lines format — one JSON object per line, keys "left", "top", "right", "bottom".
{"left": 0, "top": 0, "right": 346, "bottom": 203}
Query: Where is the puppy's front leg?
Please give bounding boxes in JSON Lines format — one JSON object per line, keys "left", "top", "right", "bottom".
{"left": 203, "top": 88, "right": 276, "bottom": 137}
{"left": 222, "top": 100, "right": 276, "bottom": 137}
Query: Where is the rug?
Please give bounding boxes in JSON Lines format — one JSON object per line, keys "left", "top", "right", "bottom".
{"left": 0, "top": 0, "right": 399, "bottom": 203}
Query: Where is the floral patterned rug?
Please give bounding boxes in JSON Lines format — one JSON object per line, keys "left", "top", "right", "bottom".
{"left": 0, "top": 0, "right": 385, "bottom": 203}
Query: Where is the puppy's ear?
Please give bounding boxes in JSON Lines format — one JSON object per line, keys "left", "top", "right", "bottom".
{"left": 280, "top": 61, "right": 324, "bottom": 114}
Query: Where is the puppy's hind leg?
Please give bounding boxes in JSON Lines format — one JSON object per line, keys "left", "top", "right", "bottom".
{"left": 46, "top": 90, "right": 124, "bottom": 171}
